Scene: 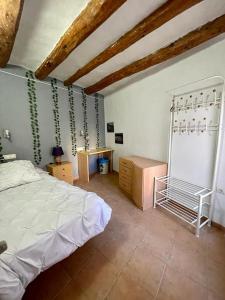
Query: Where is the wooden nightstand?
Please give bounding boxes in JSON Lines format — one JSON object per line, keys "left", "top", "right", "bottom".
{"left": 47, "top": 161, "right": 73, "bottom": 184}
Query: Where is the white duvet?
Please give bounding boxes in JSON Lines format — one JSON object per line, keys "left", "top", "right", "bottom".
{"left": 0, "top": 173, "right": 111, "bottom": 300}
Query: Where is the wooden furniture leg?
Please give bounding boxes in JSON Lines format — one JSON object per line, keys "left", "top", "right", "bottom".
{"left": 78, "top": 153, "right": 89, "bottom": 182}
{"left": 104, "top": 150, "right": 113, "bottom": 172}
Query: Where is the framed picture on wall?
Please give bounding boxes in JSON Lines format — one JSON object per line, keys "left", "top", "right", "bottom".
{"left": 115, "top": 133, "right": 123, "bottom": 144}
{"left": 107, "top": 122, "right": 114, "bottom": 132}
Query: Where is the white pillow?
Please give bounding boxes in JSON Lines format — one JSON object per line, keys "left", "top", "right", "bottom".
{"left": 0, "top": 160, "right": 41, "bottom": 191}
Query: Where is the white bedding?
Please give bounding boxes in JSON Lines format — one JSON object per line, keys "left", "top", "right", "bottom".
{"left": 0, "top": 173, "right": 111, "bottom": 300}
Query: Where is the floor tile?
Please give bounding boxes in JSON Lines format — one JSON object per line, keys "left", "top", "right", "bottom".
{"left": 23, "top": 173, "right": 225, "bottom": 300}
{"left": 74, "top": 248, "right": 118, "bottom": 300}
{"left": 143, "top": 225, "right": 175, "bottom": 262}
{"left": 54, "top": 281, "right": 90, "bottom": 300}
{"left": 207, "top": 290, "right": 225, "bottom": 300}
{"left": 145, "top": 210, "right": 178, "bottom": 240}
{"left": 207, "top": 257, "right": 225, "bottom": 298}
{"left": 123, "top": 240, "right": 165, "bottom": 297}
{"left": 87, "top": 226, "right": 115, "bottom": 250}
{"left": 168, "top": 240, "right": 208, "bottom": 286}
{"left": 97, "top": 235, "right": 136, "bottom": 269}
{"left": 157, "top": 266, "right": 208, "bottom": 300}
{"left": 174, "top": 223, "right": 207, "bottom": 252}
{"left": 23, "top": 262, "right": 71, "bottom": 300}
{"left": 62, "top": 242, "right": 96, "bottom": 280}
{"left": 206, "top": 227, "right": 225, "bottom": 265}
{"left": 107, "top": 272, "right": 154, "bottom": 300}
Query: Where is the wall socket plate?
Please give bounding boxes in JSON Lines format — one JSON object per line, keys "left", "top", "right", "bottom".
{"left": 216, "top": 188, "right": 225, "bottom": 195}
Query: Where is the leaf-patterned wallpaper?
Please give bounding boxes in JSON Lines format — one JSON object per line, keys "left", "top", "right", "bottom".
{"left": 0, "top": 66, "right": 105, "bottom": 174}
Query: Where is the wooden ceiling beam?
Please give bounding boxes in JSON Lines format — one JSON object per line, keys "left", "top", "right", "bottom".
{"left": 35, "top": 0, "right": 126, "bottom": 80}
{"left": 64, "top": 0, "right": 202, "bottom": 86}
{"left": 84, "top": 14, "right": 225, "bottom": 95}
{"left": 0, "top": 0, "right": 24, "bottom": 67}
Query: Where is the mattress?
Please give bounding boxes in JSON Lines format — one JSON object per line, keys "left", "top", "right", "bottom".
{"left": 0, "top": 173, "right": 111, "bottom": 300}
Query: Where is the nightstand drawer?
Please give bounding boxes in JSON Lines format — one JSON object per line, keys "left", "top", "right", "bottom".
{"left": 56, "top": 173, "right": 73, "bottom": 184}
{"left": 47, "top": 162, "right": 73, "bottom": 185}
{"left": 53, "top": 168, "right": 71, "bottom": 178}
{"left": 55, "top": 164, "right": 71, "bottom": 172}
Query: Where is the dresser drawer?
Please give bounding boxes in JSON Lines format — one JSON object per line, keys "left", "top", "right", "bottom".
{"left": 120, "top": 159, "right": 133, "bottom": 170}
{"left": 119, "top": 172, "right": 132, "bottom": 185}
{"left": 120, "top": 166, "right": 132, "bottom": 179}
{"left": 119, "top": 180, "right": 131, "bottom": 194}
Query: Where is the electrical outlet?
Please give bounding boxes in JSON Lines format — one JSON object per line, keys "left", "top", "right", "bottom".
{"left": 216, "top": 188, "right": 225, "bottom": 195}
{"left": 3, "top": 154, "right": 16, "bottom": 160}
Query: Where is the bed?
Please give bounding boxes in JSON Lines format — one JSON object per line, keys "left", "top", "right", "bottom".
{"left": 0, "top": 161, "right": 111, "bottom": 300}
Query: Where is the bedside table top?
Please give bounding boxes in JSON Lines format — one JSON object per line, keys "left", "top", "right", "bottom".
{"left": 47, "top": 161, "right": 71, "bottom": 168}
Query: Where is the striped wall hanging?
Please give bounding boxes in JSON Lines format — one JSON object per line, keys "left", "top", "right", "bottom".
{"left": 82, "top": 90, "right": 89, "bottom": 151}
{"left": 67, "top": 85, "right": 77, "bottom": 156}
{"left": 51, "top": 78, "right": 61, "bottom": 146}
{"left": 95, "top": 94, "right": 100, "bottom": 148}
{"left": 26, "top": 70, "right": 42, "bottom": 165}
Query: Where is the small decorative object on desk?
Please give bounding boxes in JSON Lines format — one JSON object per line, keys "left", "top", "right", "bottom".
{"left": 52, "top": 146, "right": 64, "bottom": 164}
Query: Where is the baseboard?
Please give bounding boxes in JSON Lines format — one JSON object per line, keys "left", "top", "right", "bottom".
{"left": 73, "top": 176, "right": 79, "bottom": 182}
{"left": 212, "top": 221, "right": 225, "bottom": 232}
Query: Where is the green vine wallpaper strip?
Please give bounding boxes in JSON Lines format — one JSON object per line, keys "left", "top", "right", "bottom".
{"left": 26, "top": 70, "right": 42, "bottom": 165}
{"left": 51, "top": 78, "right": 61, "bottom": 146}
{"left": 82, "top": 90, "right": 89, "bottom": 151}
{"left": 67, "top": 85, "right": 77, "bottom": 156}
{"left": 0, "top": 136, "right": 3, "bottom": 157}
{"left": 95, "top": 94, "right": 100, "bottom": 148}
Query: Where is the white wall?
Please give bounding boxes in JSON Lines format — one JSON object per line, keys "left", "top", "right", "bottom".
{"left": 105, "top": 38, "right": 225, "bottom": 226}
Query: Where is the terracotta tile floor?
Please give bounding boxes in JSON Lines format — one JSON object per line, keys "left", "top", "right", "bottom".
{"left": 23, "top": 173, "right": 225, "bottom": 300}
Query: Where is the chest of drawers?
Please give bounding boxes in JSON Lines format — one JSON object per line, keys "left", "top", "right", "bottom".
{"left": 119, "top": 156, "right": 167, "bottom": 210}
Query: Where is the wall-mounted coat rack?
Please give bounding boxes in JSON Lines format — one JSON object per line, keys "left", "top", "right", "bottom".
{"left": 154, "top": 76, "right": 225, "bottom": 237}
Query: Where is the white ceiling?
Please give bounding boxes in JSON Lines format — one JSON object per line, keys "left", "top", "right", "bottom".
{"left": 9, "top": 0, "right": 225, "bottom": 95}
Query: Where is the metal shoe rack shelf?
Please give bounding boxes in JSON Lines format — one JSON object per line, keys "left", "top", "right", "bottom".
{"left": 154, "top": 176, "right": 213, "bottom": 237}
{"left": 153, "top": 76, "right": 225, "bottom": 237}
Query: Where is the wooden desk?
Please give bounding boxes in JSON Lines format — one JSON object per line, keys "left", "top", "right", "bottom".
{"left": 77, "top": 148, "right": 113, "bottom": 182}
